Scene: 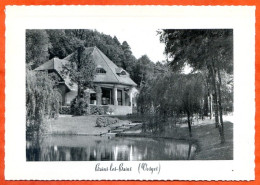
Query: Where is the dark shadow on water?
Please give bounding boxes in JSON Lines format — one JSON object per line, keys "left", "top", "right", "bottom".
{"left": 26, "top": 135, "right": 197, "bottom": 161}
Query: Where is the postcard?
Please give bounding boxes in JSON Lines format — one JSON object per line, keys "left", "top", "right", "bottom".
{"left": 5, "top": 5, "right": 255, "bottom": 180}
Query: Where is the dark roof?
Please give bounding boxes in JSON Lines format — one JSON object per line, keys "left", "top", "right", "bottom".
{"left": 35, "top": 46, "right": 137, "bottom": 89}
{"left": 34, "top": 57, "right": 77, "bottom": 91}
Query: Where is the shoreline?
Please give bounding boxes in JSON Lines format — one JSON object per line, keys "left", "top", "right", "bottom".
{"left": 41, "top": 115, "right": 233, "bottom": 160}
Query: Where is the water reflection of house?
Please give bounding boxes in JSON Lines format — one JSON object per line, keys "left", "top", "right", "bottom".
{"left": 35, "top": 46, "right": 137, "bottom": 115}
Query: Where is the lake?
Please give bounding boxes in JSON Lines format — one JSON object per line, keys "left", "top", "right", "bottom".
{"left": 26, "top": 135, "right": 197, "bottom": 161}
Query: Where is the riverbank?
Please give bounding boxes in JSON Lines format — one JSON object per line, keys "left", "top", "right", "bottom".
{"left": 118, "top": 118, "right": 233, "bottom": 160}
{"left": 193, "top": 121, "right": 233, "bottom": 160}
{"left": 47, "top": 114, "right": 233, "bottom": 160}
{"left": 46, "top": 115, "right": 133, "bottom": 135}
{"left": 113, "top": 115, "right": 233, "bottom": 160}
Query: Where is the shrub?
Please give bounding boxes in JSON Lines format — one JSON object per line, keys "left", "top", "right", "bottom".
{"left": 90, "top": 105, "right": 104, "bottom": 115}
{"left": 70, "top": 97, "right": 89, "bottom": 116}
{"left": 107, "top": 107, "right": 114, "bottom": 115}
{"left": 59, "top": 106, "right": 71, "bottom": 115}
{"left": 96, "top": 117, "right": 118, "bottom": 127}
{"left": 89, "top": 105, "right": 111, "bottom": 115}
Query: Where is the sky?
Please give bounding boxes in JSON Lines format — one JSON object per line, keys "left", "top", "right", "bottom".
{"left": 97, "top": 28, "right": 166, "bottom": 63}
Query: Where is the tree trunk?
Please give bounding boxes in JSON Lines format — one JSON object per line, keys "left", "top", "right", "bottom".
{"left": 209, "top": 94, "right": 213, "bottom": 119}
{"left": 203, "top": 94, "right": 208, "bottom": 118}
{"left": 187, "top": 112, "right": 192, "bottom": 137}
{"left": 211, "top": 66, "right": 219, "bottom": 128}
{"left": 187, "top": 143, "right": 192, "bottom": 159}
{"left": 77, "top": 46, "right": 83, "bottom": 98}
{"left": 205, "top": 79, "right": 212, "bottom": 119}
{"left": 217, "top": 67, "right": 225, "bottom": 143}
{"left": 77, "top": 82, "right": 81, "bottom": 98}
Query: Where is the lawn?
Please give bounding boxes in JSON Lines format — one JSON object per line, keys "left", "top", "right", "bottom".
{"left": 115, "top": 115, "right": 233, "bottom": 160}
{"left": 193, "top": 121, "right": 233, "bottom": 160}
{"left": 150, "top": 119, "right": 233, "bottom": 160}
{"left": 47, "top": 114, "right": 233, "bottom": 160}
{"left": 46, "top": 115, "right": 131, "bottom": 135}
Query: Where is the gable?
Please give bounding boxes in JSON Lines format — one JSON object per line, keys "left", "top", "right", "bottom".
{"left": 92, "top": 47, "right": 137, "bottom": 86}
{"left": 35, "top": 46, "right": 137, "bottom": 89}
{"left": 34, "top": 57, "right": 77, "bottom": 91}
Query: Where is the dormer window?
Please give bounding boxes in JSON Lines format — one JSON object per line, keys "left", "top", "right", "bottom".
{"left": 120, "top": 71, "right": 126, "bottom": 75}
{"left": 96, "top": 67, "right": 106, "bottom": 74}
{"left": 116, "top": 67, "right": 127, "bottom": 76}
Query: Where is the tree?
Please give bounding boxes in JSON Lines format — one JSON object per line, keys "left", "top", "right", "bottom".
{"left": 179, "top": 74, "right": 205, "bottom": 137}
{"left": 122, "top": 41, "right": 132, "bottom": 56}
{"left": 159, "top": 29, "right": 233, "bottom": 143}
{"left": 26, "top": 30, "right": 50, "bottom": 68}
{"left": 63, "top": 46, "right": 96, "bottom": 98}
{"left": 26, "top": 69, "right": 61, "bottom": 137}
{"left": 132, "top": 55, "right": 155, "bottom": 86}
{"left": 47, "top": 29, "right": 84, "bottom": 59}
{"left": 137, "top": 72, "right": 205, "bottom": 136}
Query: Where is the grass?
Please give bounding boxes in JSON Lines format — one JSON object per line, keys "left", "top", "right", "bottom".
{"left": 192, "top": 121, "right": 233, "bottom": 160}
{"left": 146, "top": 120, "right": 233, "bottom": 160}
{"left": 47, "top": 114, "right": 233, "bottom": 160}
{"left": 46, "top": 115, "right": 131, "bottom": 136}
{"left": 114, "top": 115, "right": 233, "bottom": 160}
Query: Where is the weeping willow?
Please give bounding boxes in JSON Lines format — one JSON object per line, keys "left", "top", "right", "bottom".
{"left": 26, "top": 69, "right": 61, "bottom": 137}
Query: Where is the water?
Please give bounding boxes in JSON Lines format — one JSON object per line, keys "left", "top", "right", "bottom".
{"left": 26, "top": 135, "right": 197, "bottom": 161}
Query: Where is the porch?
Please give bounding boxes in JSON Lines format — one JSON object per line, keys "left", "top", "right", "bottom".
{"left": 89, "top": 85, "right": 134, "bottom": 107}
{"left": 63, "top": 84, "right": 135, "bottom": 115}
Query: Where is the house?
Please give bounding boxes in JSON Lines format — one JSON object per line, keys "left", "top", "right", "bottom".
{"left": 34, "top": 46, "right": 138, "bottom": 115}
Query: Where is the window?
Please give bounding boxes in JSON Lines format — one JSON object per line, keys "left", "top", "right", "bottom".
{"left": 96, "top": 67, "right": 106, "bottom": 74}
{"left": 102, "top": 88, "right": 112, "bottom": 105}
{"left": 90, "top": 93, "right": 96, "bottom": 105}
{"left": 115, "top": 67, "right": 127, "bottom": 76}
{"left": 117, "top": 90, "right": 122, "bottom": 106}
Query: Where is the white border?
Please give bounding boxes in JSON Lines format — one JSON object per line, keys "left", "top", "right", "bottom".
{"left": 5, "top": 6, "right": 255, "bottom": 180}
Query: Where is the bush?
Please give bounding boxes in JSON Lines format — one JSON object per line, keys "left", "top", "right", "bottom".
{"left": 59, "top": 106, "right": 71, "bottom": 115}
{"left": 96, "top": 117, "right": 118, "bottom": 127}
{"left": 90, "top": 105, "right": 104, "bottom": 115}
{"left": 70, "top": 97, "right": 89, "bottom": 116}
{"left": 107, "top": 107, "right": 114, "bottom": 115}
{"left": 90, "top": 105, "right": 111, "bottom": 115}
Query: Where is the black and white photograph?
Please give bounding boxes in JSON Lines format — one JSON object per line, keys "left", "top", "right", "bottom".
{"left": 25, "top": 28, "right": 233, "bottom": 161}
{"left": 5, "top": 6, "right": 255, "bottom": 180}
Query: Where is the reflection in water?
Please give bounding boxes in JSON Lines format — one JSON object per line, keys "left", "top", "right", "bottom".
{"left": 26, "top": 136, "right": 197, "bottom": 161}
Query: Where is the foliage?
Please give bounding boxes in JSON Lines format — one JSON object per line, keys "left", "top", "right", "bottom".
{"left": 27, "top": 29, "right": 167, "bottom": 87}
{"left": 142, "top": 115, "right": 167, "bottom": 134}
{"left": 70, "top": 97, "right": 89, "bottom": 116}
{"left": 59, "top": 106, "right": 71, "bottom": 115}
{"left": 90, "top": 105, "right": 111, "bottom": 115}
{"left": 159, "top": 29, "right": 233, "bottom": 74}
{"left": 159, "top": 29, "right": 233, "bottom": 143}
{"left": 63, "top": 46, "right": 96, "bottom": 98}
{"left": 90, "top": 105, "right": 104, "bottom": 115}
{"left": 137, "top": 72, "right": 206, "bottom": 136}
{"left": 26, "top": 69, "right": 61, "bottom": 136}
{"left": 219, "top": 70, "right": 233, "bottom": 113}
{"left": 47, "top": 29, "right": 83, "bottom": 59}
{"left": 96, "top": 117, "right": 118, "bottom": 127}
{"left": 26, "top": 30, "right": 50, "bottom": 69}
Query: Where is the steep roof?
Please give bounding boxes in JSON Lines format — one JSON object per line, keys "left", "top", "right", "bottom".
{"left": 35, "top": 46, "right": 137, "bottom": 89}
{"left": 34, "top": 57, "right": 77, "bottom": 91}
{"left": 64, "top": 46, "right": 136, "bottom": 86}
